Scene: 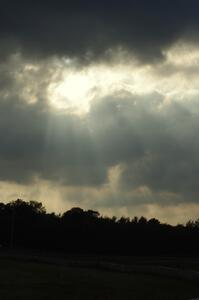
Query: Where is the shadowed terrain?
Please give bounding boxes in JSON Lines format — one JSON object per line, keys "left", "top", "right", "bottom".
{"left": 0, "top": 258, "right": 198, "bottom": 300}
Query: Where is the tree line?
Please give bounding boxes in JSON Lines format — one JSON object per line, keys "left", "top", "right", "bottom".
{"left": 0, "top": 199, "right": 199, "bottom": 255}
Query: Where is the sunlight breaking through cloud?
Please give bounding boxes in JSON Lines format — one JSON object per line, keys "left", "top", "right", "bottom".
{"left": 0, "top": 39, "right": 199, "bottom": 223}
{"left": 44, "top": 42, "right": 199, "bottom": 115}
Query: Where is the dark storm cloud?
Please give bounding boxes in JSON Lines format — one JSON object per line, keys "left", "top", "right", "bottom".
{"left": 0, "top": 85, "right": 199, "bottom": 204}
{"left": 1, "top": 0, "right": 199, "bottom": 63}
{"left": 0, "top": 96, "right": 107, "bottom": 185}
{"left": 89, "top": 94, "right": 199, "bottom": 202}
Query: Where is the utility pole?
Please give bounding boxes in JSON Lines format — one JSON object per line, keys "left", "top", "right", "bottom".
{"left": 10, "top": 206, "right": 15, "bottom": 249}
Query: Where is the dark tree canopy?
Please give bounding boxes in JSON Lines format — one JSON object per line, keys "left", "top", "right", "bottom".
{"left": 0, "top": 199, "right": 199, "bottom": 256}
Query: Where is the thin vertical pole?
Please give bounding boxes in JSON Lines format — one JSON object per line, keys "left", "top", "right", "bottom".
{"left": 10, "top": 206, "right": 15, "bottom": 249}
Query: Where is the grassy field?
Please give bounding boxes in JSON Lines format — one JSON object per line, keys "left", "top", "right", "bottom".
{"left": 0, "top": 258, "right": 198, "bottom": 300}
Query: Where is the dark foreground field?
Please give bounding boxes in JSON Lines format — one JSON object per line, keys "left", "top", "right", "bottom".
{"left": 0, "top": 259, "right": 198, "bottom": 300}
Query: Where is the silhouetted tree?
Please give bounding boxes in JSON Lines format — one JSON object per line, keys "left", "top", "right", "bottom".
{"left": 0, "top": 199, "right": 198, "bottom": 256}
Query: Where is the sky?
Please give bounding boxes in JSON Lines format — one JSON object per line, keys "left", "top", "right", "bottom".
{"left": 1, "top": 0, "right": 199, "bottom": 224}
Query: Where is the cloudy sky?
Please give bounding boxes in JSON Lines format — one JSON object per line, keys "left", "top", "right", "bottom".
{"left": 1, "top": 0, "right": 199, "bottom": 224}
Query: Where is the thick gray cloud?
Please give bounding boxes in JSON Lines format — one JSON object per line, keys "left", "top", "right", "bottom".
{"left": 1, "top": 1, "right": 199, "bottom": 215}
{"left": 0, "top": 82, "right": 199, "bottom": 205}
{"left": 1, "top": 1, "right": 199, "bottom": 63}
{"left": 89, "top": 94, "right": 199, "bottom": 200}
{"left": 0, "top": 97, "right": 106, "bottom": 185}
